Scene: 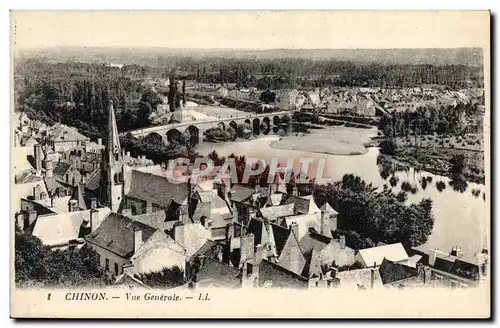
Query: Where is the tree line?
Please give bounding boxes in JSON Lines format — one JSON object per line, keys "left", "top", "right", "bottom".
{"left": 187, "top": 58, "right": 483, "bottom": 90}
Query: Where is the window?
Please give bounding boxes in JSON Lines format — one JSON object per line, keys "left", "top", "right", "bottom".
{"left": 114, "top": 263, "right": 119, "bottom": 276}
{"left": 105, "top": 258, "right": 109, "bottom": 271}
{"left": 131, "top": 205, "right": 137, "bottom": 215}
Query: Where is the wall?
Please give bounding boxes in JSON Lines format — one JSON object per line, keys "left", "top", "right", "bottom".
{"left": 86, "top": 242, "right": 129, "bottom": 279}
{"left": 133, "top": 244, "right": 186, "bottom": 274}
{"left": 52, "top": 141, "right": 79, "bottom": 152}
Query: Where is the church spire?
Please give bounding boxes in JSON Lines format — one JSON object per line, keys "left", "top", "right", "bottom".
{"left": 100, "top": 100, "right": 124, "bottom": 213}
{"left": 108, "top": 100, "right": 121, "bottom": 161}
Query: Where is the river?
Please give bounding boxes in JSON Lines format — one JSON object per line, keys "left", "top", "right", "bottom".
{"left": 195, "top": 127, "right": 488, "bottom": 256}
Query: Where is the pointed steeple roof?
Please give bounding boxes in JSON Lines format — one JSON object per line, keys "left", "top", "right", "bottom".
{"left": 320, "top": 202, "right": 338, "bottom": 215}
{"left": 108, "top": 100, "right": 121, "bottom": 158}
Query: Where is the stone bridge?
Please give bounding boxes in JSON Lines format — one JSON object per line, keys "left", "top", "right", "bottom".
{"left": 121, "top": 111, "right": 295, "bottom": 145}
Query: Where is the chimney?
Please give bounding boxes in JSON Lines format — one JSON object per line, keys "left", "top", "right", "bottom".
{"left": 97, "top": 138, "right": 102, "bottom": 146}
{"left": 320, "top": 211, "right": 328, "bottom": 236}
{"left": 178, "top": 205, "right": 189, "bottom": 223}
{"left": 146, "top": 202, "right": 153, "bottom": 214}
{"left": 255, "top": 244, "right": 265, "bottom": 263}
{"left": 232, "top": 203, "right": 238, "bottom": 222}
{"left": 15, "top": 212, "right": 25, "bottom": 230}
{"left": 34, "top": 144, "right": 42, "bottom": 171}
{"left": 224, "top": 183, "right": 231, "bottom": 201}
{"left": 226, "top": 223, "right": 234, "bottom": 241}
{"left": 33, "top": 185, "right": 41, "bottom": 200}
{"left": 422, "top": 266, "right": 432, "bottom": 284}
{"left": 240, "top": 233, "right": 255, "bottom": 265}
{"left": 126, "top": 151, "right": 131, "bottom": 157}
{"left": 292, "top": 185, "right": 299, "bottom": 197}
{"left": 370, "top": 267, "right": 377, "bottom": 289}
{"left": 90, "top": 209, "right": 98, "bottom": 231}
{"left": 290, "top": 222, "right": 299, "bottom": 238}
{"left": 134, "top": 227, "right": 143, "bottom": 254}
{"left": 429, "top": 249, "right": 438, "bottom": 267}
{"left": 339, "top": 235, "right": 346, "bottom": 249}
{"left": 173, "top": 223, "right": 184, "bottom": 245}
{"left": 450, "top": 245, "right": 457, "bottom": 257}
{"left": 28, "top": 210, "right": 37, "bottom": 227}
{"left": 330, "top": 213, "right": 338, "bottom": 232}
{"left": 90, "top": 198, "right": 97, "bottom": 210}
{"left": 187, "top": 178, "right": 193, "bottom": 208}
{"left": 68, "top": 199, "right": 78, "bottom": 212}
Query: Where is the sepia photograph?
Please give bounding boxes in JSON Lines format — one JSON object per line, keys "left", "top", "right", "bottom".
{"left": 9, "top": 10, "right": 490, "bottom": 319}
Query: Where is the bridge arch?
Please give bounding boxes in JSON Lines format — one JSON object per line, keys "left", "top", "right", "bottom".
{"left": 229, "top": 121, "right": 237, "bottom": 132}
{"left": 281, "top": 114, "right": 292, "bottom": 132}
{"left": 217, "top": 122, "right": 226, "bottom": 131}
{"left": 185, "top": 125, "right": 200, "bottom": 146}
{"left": 252, "top": 118, "right": 261, "bottom": 135}
{"left": 262, "top": 117, "right": 271, "bottom": 135}
{"left": 244, "top": 119, "right": 251, "bottom": 126}
{"left": 166, "top": 128, "right": 182, "bottom": 144}
{"left": 144, "top": 132, "right": 164, "bottom": 144}
{"left": 273, "top": 116, "right": 281, "bottom": 133}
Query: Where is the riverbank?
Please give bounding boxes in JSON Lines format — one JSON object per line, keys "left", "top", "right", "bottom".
{"left": 269, "top": 126, "right": 378, "bottom": 156}
{"left": 376, "top": 139, "right": 485, "bottom": 184}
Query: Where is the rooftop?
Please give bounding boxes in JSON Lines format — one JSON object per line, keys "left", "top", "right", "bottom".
{"left": 127, "top": 170, "right": 188, "bottom": 209}
{"left": 357, "top": 243, "right": 409, "bottom": 267}
{"left": 85, "top": 212, "right": 156, "bottom": 258}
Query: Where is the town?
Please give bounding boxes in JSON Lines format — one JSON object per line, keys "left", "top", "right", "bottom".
{"left": 13, "top": 51, "right": 488, "bottom": 292}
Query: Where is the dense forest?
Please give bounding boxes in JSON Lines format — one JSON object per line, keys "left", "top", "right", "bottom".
{"left": 378, "top": 101, "right": 483, "bottom": 137}
{"left": 14, "top": 59, "right": 165, "bottom": 139}
{"left": 186, "top": 58, "right": 483, "bottom": 90}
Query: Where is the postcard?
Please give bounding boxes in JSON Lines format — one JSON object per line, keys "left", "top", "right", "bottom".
{"left": 10, "top": 10, "right": 490, "bottom": 319}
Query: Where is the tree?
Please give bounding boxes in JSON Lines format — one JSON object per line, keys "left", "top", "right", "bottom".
{"left": 450, "top": 154, "right": 466, "bottom": 176}
{"left": 379, "top": 139, "right": 397, "bottom": 155}
{"left": 135, "top": 266, "right": 185, "bottom": 289}
{"left": 259, "top": 89, "right": 276, "bottom": 104}
{"left": 313, "top": 174, "right": 434, "bottom": 249}
{"left": 15, "top": 225, "right": 108, "bottom": 288}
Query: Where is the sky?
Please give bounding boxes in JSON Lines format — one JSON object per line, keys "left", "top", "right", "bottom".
{"left": 11, "top": 11, "right": 490, "bottom": 50}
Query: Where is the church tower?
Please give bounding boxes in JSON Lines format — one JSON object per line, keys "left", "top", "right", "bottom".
{"left": 100, "top": 100, "right": 124, "bottom": 212}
